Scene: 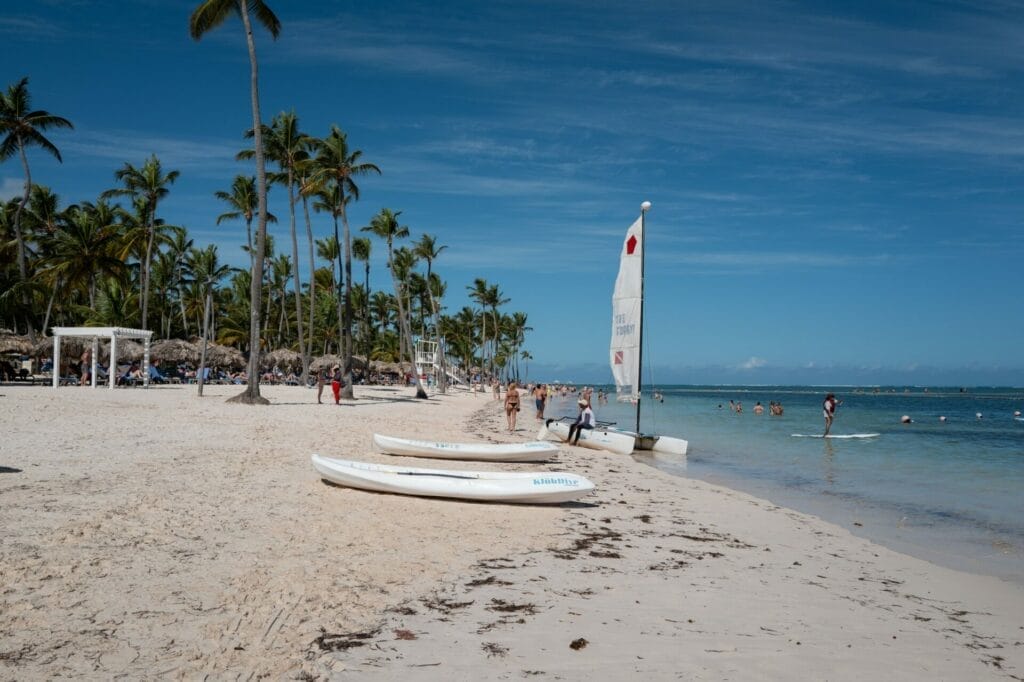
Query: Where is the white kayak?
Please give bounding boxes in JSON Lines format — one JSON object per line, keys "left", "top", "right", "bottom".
{"left": 372, "top": 433, "right": 559, "bottom": 462}
{"left": 311, "top": 455, "right": 594, "bottom": 504}
{"left": 539, "top": 419, "right": 635, "bottom": 456}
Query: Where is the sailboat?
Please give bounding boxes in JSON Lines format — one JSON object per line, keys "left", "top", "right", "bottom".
{"left": 608, "top": 201, "right": 688, "bottom": 456}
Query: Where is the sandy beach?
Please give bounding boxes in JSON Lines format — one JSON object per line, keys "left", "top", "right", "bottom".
{"left": 1, "top": 383, "right": 1022, "bottom": 680}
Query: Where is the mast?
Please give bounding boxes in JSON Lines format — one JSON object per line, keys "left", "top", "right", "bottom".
{"left": 635, "top": 200, "right": 651, "bottom": 433}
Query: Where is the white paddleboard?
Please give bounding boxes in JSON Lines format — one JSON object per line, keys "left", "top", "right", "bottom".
{"left": 373, "top": 433, "right": 559, "bottom": 462}
{"left": 791, "top": 433, "right": 881, "bottom": 439}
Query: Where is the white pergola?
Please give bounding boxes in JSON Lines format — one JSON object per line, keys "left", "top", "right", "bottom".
{"left": 51, "top": 327, "right": 154, "bottom": 389}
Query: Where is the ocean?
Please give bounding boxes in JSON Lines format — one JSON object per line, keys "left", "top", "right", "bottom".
{"left": 545, "top": 385, "right": 1024, "bottom": 585}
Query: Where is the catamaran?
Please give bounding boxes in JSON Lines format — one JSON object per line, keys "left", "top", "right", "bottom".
{"left": 608, "top": 202, "right": 688, "bottom": 456}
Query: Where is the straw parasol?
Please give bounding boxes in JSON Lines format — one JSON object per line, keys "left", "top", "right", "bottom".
{"left": 262, "top": 348, "right": 303, "bottom": 371}
{"left": 150, "top": 339, "right": 200, "bottom": 364}
{"left": 99, "top": 339, "right": 145, "bottom": 363}
{"left": 310, "top": 354, "right": 342, "bottom": 372}
{"left": 0, "top": 333, "right": 32, "bottom": 355}
{"left": 203, "top": 343, "right": 246, "bottom": 369}
{"left": 33, "top": 336, "right": 89, "bottom": 357}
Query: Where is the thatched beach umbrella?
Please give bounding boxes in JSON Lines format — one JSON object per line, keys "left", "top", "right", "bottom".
{"left": 98, "top": 339, "right": 145, "bottom": 363}
{"left": 204, "top": 343, "right": 246, "bottom": 369}
{"left": 0, "top": 333, "right": 32, "bottom": 355}
{"left": 262, "top": 348, "right": 302, "bottom": 371}
{"left": 33, "top": 336, "right": 89, "bottom": 358}
{"left": 150, "top": 339, "right": 200, "bottom": 364}
{"left": 310, "top": 354, "right": 342, "bottom": 372}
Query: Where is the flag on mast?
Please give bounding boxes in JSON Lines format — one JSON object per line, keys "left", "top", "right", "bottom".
{"left": 610, "top": 216, "right": 642, "bottom": 402}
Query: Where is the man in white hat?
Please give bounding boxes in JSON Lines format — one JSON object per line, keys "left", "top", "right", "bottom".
{"left": 566, "top": 398, "right": 596, "bottom": 445}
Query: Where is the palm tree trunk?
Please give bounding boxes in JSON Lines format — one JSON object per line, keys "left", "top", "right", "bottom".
{"left": 14, "top": 142, "right": 36, "bottom": 342}
{"left": 332, "top": 211, "right": 344, "bottom": 374}
{"left": 340, "top": 204, "right": 355, "bottom": 399}
{"left": 141, "top": 206, "right": 157, "bottom": 331}
{"left": 302, "top": 193, "right": 315, "bottom": 385}
{"left": 387, "top": 246, "right": 427, "bottom": 400}
{"left": 286, "top": 174, "right": 307, "bottom": 384}
{"left": 198, "top": 290, "right": 211, "bottom": 397}
{"left": 229, "top": 0, "right": 269, "bottom": 404}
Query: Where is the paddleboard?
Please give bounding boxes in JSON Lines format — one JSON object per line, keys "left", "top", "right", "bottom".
{"left": 791, "top": 433, "right": 880, "bottom": 439}
{"left": 372, "top": 434, "right": 558, "bottom": 462}
{"left": 311, "top": 455, "right": 594, "bottom": 504}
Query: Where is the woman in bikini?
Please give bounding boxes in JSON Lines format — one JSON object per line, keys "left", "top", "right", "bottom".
{"left": 504, "top": 381, "right": 521, "bottom": 433}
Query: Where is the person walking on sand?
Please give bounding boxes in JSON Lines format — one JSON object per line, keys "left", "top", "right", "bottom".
{"left": 823, "top": 393, "right": 842, "bottom": 436}
{"left": 566, "top": 399, "right": 596, "bottom": 445}
{"left": 504, "top": 381, "right": 521, "bottom": 432}
{"left": 330, "top": 364, "right": 343, "bottom": 405}
{"left": 317, "top": 367, "right": 326, "bottom": 404}
{"left": 534, "top": 383, "right": 546, "bottom": 421}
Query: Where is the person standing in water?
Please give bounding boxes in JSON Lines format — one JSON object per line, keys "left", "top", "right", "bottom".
{"left": 823, "top": 393, "right": 842, "bottom": 436}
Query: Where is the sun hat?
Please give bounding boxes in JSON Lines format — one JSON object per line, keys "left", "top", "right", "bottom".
{"left": 577, "top": 399, "right": 588, "bottom": 406}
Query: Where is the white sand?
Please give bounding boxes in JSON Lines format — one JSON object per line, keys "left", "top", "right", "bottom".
{"left": 1, "top": 383, "right": 1022, "bottom": 679}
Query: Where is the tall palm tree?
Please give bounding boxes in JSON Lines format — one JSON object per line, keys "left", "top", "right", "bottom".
{"left": 101, "top": 154, "right": 180, "bottom": 331}
{"left": 362, "top": 208, "right": 427, "bottom": 399}
{"left": 305, "top": 125, "right": 380, "bottom": 399}
{"left": 214, "top": 174, "right": 276, "bottom": 269}
{"left": 190, "top": 0, "right": 281, "bottom": 405}
{"left": 467, "top": 278, "right": 491, "bottom": 384}
{"left": 243, "top": 110, "right": 310, "bottom": 383}
{"left": 191, "top": 244, "right": 232, "bottom": 397}
{"left": 413, "top": 233, "right": 447, "bottom": 392}
{"left": 352, "top": 236, "right": 372, "bottom": 357}
{"left": 0, "top": 77, "right": 73, "bottom": 341}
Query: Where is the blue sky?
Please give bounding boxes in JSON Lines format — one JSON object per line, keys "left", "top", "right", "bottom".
{"left": 3, "top": 0, "right": 1022, "bottom": 385}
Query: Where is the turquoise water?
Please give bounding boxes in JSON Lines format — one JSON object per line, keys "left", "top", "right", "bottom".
{"left": 547, "top": 385, "right": 1024, "bottom": 584}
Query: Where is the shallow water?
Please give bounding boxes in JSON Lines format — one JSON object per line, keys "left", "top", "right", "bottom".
{"left": 547, "top": 385, "right": 1024, "bottom": 584}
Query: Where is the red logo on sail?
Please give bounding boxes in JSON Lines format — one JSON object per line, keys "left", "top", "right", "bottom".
{"left": 614, "top": 351, "right": 623, "bottom": 365}
{"left": 626, "top": 235, "right": 638, "bottom": 255}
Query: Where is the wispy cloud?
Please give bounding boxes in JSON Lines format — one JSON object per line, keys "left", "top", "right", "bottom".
{"left": 61, "top": 129, "right": 243, "bottom": 175}
{"left": 0, "top": 15, "right": 65, "bottom": 39}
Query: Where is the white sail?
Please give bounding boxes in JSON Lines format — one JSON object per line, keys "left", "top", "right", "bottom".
{"left": 610, "top": 216, "right": 643, "bottom": 402}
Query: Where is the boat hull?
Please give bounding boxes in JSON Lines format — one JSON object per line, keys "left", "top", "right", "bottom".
{"left": 311, "top": 455, "right": 594, "bottom": 504}
{"left": 372, "top": 433, "right": 558, "bottom": 462}
{"left": 539, "top": 420, "right": 635, "bottom": 456}
{"left": 630, "top": 432, "right": 688, "bottom": 456}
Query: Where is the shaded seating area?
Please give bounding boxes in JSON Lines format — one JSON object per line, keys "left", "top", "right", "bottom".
{"left": 50, "top": 326, "right": 154, "bottom": 389}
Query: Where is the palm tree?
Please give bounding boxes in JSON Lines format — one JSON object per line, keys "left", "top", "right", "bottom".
{"left": 362, "top": 208, "right": 427, "bottom": 399}
{"left": 214, "top": 174, "right": 277, "bottom": 269}
{"left": 101, "top": 154, "right": 180, "bottom": 331}
{"left": 305, "top": 125, "right": 380, "bottom": 399}
{"left": 352, "top": 236, "right": 372, "bottom": 356}
{"left": 191, "top": 244, "right": 232, "bottom": 396}
{"left": 40, "top": 201, "right": 127, "bottom": 310}
{"left": 413, "top": 233, "right": 447, "bottom": 392}
{"left": 467, "top": 278, "right": 490, "bottom": 384}
{"left": 243, "top": 110, "right": 310, "bottom": 383}
{"left": 0, "top": 77, "right": 73, "bottom": 341}
{"left": 190, "top": 0, "right": 281, "bottom": 405}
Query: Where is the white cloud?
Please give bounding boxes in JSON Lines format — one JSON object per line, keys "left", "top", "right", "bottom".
{"left": 739, "top": 356, "right": 767, "bottom": 370}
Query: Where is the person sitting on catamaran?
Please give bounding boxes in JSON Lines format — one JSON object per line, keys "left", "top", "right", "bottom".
{"left": 566, "top": 399, "right": 596, "bottom": 445}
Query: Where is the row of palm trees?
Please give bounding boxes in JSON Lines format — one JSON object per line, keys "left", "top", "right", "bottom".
{"left": 1, "top": 95, "right": 532, "bottom": 395}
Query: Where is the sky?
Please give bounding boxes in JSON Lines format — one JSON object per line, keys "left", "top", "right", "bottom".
{"left": 2, "top": 0, "right": 1023, "bottom": 386}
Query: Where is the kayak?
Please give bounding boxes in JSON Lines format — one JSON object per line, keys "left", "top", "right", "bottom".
{"left": 372, "top": 433, "right": 559, "bottom": 462}
{"left": 539, "top": 419, "right": 635, "bottom": 456}
{"left": 311, "top": 455, "right": 594, "bottom": 504}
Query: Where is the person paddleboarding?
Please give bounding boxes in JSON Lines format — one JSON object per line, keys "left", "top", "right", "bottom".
{"left": 823, "top": 393, "right": 842, "bottom": 436}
